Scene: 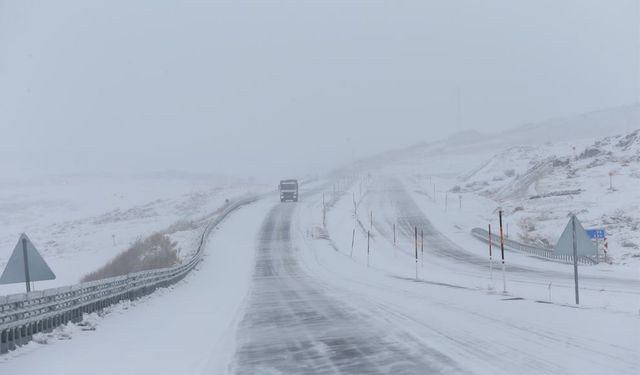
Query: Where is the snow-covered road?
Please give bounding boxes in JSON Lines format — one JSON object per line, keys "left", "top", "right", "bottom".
{"left": 230, "top": 202, "right": 458, "bottom": 374}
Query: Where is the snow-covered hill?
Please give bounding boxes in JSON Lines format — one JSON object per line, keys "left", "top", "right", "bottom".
{"left": 460, "top": 129, "right": 640, "bottom": 263}
{"left": 367, "top": 104, "right": 640, "bottom": 266}
{"left": 0, "top": 174, "right": 264, "bottom": 294}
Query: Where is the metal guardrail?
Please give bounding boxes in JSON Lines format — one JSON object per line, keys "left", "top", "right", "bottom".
{"left": 0, "top": 196, "right": 258, "bottom": 354}
{"left": 471, "top": 228, "right": 597, "bottom": 266}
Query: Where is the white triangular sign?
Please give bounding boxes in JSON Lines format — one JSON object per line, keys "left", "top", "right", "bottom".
{"left": 554, "top": 216, "right": 597, "bottom": 256}
{"left": 0, "top": 233, "right": 56, "bottom": 284}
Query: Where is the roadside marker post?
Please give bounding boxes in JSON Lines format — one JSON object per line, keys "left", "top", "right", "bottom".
{"left": 367, "top": 230, "right": 370, "bottom": 267}
{"left": 414, "top": 226, "right": 418, "bottom": 280}
{"left": 609, "top": 171, "right": 614, "bottom": 190}
{"left": 488, "top": 224, "right": 493, "bottom": 284}
{"left": 499, "top": 211, "right": 507, "bottom": 293}
{"left": 572, "top": 216, "right": 580, "bottom": 305}
{"left": 322, "top": 193, "right": 326, "bottom": 227}
{"left": 393, "top": 223, "right": 396, "bottom": 246}
{"left": 353, "top": 192, "right": 357, "bottom": 218}
{"left": 370, "top": 211, "right": 373, "bottom": 232}
{"left": 351, "top": 228, "right": 355, "bottom": 258}
{"left": 445, "top": 192, "right": 448, "bottom": 212}
{"left": 421, "top": 229, "right": 424, "bottom": 269}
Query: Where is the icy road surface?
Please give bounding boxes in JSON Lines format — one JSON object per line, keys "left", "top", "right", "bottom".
{"left": 230, "top": 203, "right": 458, "bottom": 374}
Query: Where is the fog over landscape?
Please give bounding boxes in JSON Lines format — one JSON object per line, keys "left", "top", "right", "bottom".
{"left": 1, "top": 0, "right": 638, "bottom": 180}
{"left": 1, "top": 2, "right": 640, "bottom": 374}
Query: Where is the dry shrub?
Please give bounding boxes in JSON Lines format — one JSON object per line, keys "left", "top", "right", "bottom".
{"left": 81, "top": 233, "right": 179, "bottom": 282}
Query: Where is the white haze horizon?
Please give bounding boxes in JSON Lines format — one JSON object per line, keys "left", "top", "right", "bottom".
{"left": 1, "top": 1, "right": 638, "bottom": 182}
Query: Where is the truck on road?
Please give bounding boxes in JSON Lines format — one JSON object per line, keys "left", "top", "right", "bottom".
{"left": 279, "top": 179, "right": 299, "bottom": 202}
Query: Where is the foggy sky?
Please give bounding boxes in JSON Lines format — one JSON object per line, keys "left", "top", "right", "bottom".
{"left": 0, "top": 0, "right": 638, "bottom": 181}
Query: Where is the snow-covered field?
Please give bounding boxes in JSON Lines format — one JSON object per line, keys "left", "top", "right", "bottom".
{"left": 0, "top": 174, "right": 265, "bottom": 294}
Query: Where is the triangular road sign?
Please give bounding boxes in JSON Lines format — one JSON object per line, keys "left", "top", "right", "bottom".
{"left": 0, "top": 233, "right": 56, "bottom": 284}
{"left": 554, "top": 216, "right": 597, "bottom": 256}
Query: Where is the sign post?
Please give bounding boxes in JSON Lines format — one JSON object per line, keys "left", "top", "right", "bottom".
{"left": 586, "top": 229, "right": 606, "bottom": 264}
{"left": 554, "top": 216, "right": 596, "bottom": 305}
{"left": 22, "top": 238, "right": 31, "bottom": 292}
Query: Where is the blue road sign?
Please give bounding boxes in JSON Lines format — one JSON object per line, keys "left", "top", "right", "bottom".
{"left": 586, "top": 229, "right": 606, "bottom": 240}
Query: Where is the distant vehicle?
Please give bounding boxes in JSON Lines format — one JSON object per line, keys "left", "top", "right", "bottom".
{"left": 279, "top": 179, "right": 299, "bottom": 202}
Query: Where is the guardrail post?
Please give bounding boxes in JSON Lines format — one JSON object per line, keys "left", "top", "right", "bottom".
{"left": 9, "top": 328, "right": 16, "bottom": 351}
{"left": 15, "top": 326, "right": 22, "bottom": 347}
{"left": 1, "top": 329, "right": 7, "bottom": 353}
